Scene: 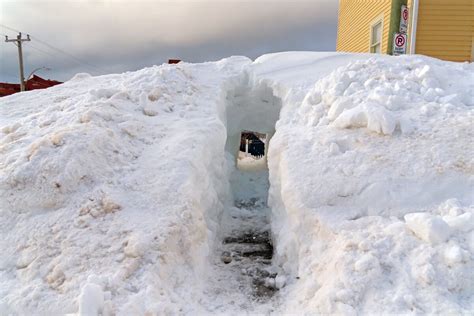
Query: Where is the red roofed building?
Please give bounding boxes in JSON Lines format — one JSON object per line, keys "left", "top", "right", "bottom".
{"left": 0, "top": 75, "right": 62, "bottom": 97}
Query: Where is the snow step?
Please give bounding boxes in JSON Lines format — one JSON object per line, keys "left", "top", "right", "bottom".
{"left": 240, "top": 249, "right": 272, "bottom": 259}
{"left": 234, "top": 197, "right": 264, "bottom": 209}
{"left": 220, "top": 228, "right": 276, "bottom": 298}
{"left": 222, "top": 231, "right": 273, "bottom": 260}
{"left": 222, "top": 244, "right": 273, "bottom": 261}
{"left": 223, "top": 231, "right": 270, "bottom": 244}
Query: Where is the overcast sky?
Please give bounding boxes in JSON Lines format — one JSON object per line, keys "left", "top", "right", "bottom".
{"left": 0, "top": 0, "right": 338, "bottom": 82}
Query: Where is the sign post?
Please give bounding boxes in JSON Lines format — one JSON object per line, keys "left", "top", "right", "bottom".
{"left": 393, "top": 33, "right": 407, "bottom": 55}
{"left": 393, "top": 5, "right": 409, "bottom": 55}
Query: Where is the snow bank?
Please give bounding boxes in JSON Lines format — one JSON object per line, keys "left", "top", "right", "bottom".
{"left": 0, "top": 57, "right": 250, "bottom": 314}
{"left": 256, "top": 53, "right": 474, "bottom": 314}
{"left": 1, "top": 51, "right": 473, "bottom": 315}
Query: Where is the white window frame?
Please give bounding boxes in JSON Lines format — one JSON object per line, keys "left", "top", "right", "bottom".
{"left": 369, "top": 15, "right": 384, "bottom": 54}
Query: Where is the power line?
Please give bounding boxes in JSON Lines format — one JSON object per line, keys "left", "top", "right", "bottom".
{"left": 26, "top": 43, "right": 83, "bottom": 72}
{"left": 2, "top": 38, "right": 99, "bottom": 82}
{"left": 20, "top": 40, "right": 97, "bottom": 72}
{"left": 0, "top": 24, "right": 19, "bottom": 33}
{"left": 0, "top": 24, "right": 109, "bottom": 75}
{"left": 30, "top": 35, "right": 108, "bottom": 73}
{"left": 27, "top": 43, "right": 59, "bottom": 58}
{"left": 0, "top": 25, "right": 86, "bottom": 82}
{"left": 28, "top": 43, "right": 79, "bottom": 66}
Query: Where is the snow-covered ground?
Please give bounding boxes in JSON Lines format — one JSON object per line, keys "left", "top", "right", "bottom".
{"left": 237, "top": 151, "right": 267, "bottom": 170}
{"left": 0, "top": 51, "right": 473, "bottom": 315}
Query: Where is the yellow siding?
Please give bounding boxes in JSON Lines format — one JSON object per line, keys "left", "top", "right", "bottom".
{"left": 337, "top": 0, "right": 394, "bottom": 53}
{"left": 412, "top": 0, "right": 473, "bottom": 62}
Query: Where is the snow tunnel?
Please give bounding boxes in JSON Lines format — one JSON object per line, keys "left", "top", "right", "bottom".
{"left": 216, "top": 75, "right": 284, "bottom": 298}
{"left": 224, "top": 78, "right": 282, "bottom": 168}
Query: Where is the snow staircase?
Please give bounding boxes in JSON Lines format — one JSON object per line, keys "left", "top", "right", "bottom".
{"left": 220, "top": 197, "right": 277, "bottom": 299}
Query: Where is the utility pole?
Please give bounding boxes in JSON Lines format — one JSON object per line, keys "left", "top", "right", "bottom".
{"left": 5, "top": 32, "right": 31, "bottom": 91}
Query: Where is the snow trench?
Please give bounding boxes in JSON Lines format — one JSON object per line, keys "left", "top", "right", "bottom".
{"left": 200, "top": 70, "right": 285, "bottom": 311}
{"left": 4, "top": 54, "right": 471, "bottom": 315}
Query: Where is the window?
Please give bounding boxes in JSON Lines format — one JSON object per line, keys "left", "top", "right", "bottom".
{"left": 370, "top": 18, "right": 383, "bottom": 53}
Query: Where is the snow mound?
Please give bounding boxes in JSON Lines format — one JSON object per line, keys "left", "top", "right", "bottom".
{"left": 299, "top": 56, "right": 474, "bottom": 135}
{"left": 1, "top": 51, "right": 473, "bottom": 315}
{"left": 0, "top": 57, "right": 251, "bottom": 314}
{"left": 258, "top": 54, "right": 474, "bottom": 314}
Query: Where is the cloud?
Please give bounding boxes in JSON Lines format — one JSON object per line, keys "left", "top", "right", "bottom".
{"left": 0, "top": 0, "right": 338, "bottom": 81}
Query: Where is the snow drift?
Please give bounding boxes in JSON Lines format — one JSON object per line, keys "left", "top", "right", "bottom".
{"left": 256, "top": 53, "right": 474, "bottom": 314}
{"left": 0, "top": 51, "right": 473, "bottom": 315}
{"left": 0, "top": 57, "right": 250, "bottom": 314}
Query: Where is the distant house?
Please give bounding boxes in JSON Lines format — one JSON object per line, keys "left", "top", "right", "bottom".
{"left": 336, "top": 0, "right": 473, "bottom": 62}
{"left": 0, "top": 75, "right": 62, "bottom": 97}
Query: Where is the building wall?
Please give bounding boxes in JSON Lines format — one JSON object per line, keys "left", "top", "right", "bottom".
{"left": 337, "top": 0, "right": 394, "bottom": 53}
{"left": 411, "top": 0, "right": 473, "bottom": 62}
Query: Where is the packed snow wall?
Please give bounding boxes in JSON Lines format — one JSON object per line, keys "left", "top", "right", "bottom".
{"left": 0, "top": 57, "right": 253, "bottom": 314}
{"left": 252, "top": 53, "right": 474, "bottom": 314}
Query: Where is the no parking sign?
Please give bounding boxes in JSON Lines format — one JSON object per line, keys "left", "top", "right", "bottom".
{"left": 400, "top": 5, "right": 409, "bottom": 33}
{"left": 393, "top": 33, "right": 407, "bottom": 55}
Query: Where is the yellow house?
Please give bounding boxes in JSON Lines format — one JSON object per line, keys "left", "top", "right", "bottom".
{"left": 336, "top": 0, "right": 474, "bottom": 62}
